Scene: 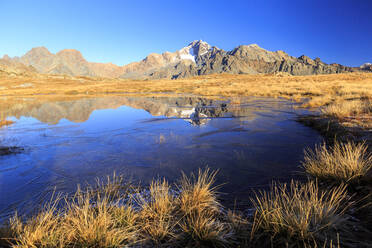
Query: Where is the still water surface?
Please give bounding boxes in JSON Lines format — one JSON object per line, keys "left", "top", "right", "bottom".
{"left": 0, "top": 96, "right": 322, "bottom": 219}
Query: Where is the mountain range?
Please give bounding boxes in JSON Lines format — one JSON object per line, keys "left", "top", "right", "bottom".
{"left": 1, "top": 40, "right": 371, "bottom": 79}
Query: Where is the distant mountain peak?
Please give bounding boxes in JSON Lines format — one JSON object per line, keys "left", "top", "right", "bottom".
{"left": 57, "top": 49, "right": 86, "bottom": 62}
{"left": 187, "top": 40, "right": 210, "bottom": 47}
{"left": 26, "top": 46, "right": 52, "bottom": 56}
{"left": 178, "top": 40, "right": 215, "bottom": 62}
{"left": 189, "top": 40, "right": 212, "bottom": 56}
{"left": 57, "top": 49, "right": 82, "bottom": 54}
{"left": 247, "top": 44, "right": 261, "bottom": 48}
{"left": 361, "top": 62, "right": 372, "bottom": 70}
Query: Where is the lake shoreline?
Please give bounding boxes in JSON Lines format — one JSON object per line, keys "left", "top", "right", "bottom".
{"left": 1, "top": 73, "right": 372, "bottom": 247}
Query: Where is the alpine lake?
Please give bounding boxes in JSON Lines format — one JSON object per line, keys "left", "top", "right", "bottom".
{"left": 0, "top": 94, "right": 323, "bottom": 220}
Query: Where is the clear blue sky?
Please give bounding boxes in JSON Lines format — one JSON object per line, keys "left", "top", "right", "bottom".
{"left": 1, "top": 0, "right": 371, "bottom": 66}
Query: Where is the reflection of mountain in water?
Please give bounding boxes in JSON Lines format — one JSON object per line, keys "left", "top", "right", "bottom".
{"left": 1, "top": 96, "right": 277, "bottom": 125}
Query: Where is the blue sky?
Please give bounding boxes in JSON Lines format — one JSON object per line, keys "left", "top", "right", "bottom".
{"left": 1, "top": 0, "right": 371, "bottom": 66}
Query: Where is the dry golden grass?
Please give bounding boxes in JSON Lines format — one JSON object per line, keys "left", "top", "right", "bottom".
{"left": 61, "top": 188, "right": 138, "bottom": 247}
{"left": 2, "top": 166, "right": 368, "bottom": 247}
{"left": 179, "top": 209, "right": 231, "bottom": 247}
{"left": 251, "top": 180, "right": 349, "bottom": 247}
{"left": 137, "top": 179, "right": 176, "bottom": 244}
{"left": 9, "top": 176, "right": 140, "bottom": 248}
{"left": 178, "top": 168, "right": 221, "bottom": 215}
{"left": 321, "top": 99, "right": 372, "bottom": 118}
{"left": 302, "top": 141, "right": 372, "bottom": 184}
{"left": 9, "top": 194, "right": 66, "bottom": 248}
{"left": 177, "top": 169, "right": 231, "bottom": 247}
{"left": 4, "top": 169, "right": 235, "bottom": 248}
{"left": 1, "top": 73, "right": 372, "bottom": 109}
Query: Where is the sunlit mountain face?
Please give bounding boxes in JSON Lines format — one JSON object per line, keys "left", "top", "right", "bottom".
{"left": 2, "top": 40, "right": 370, "bottom": 79}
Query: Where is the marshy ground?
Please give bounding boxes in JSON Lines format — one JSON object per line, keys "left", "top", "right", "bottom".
{"left": 1, "top": 72, "right": 372, "bottom": 247}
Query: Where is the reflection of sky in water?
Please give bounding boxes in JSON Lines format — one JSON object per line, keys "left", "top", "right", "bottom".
{"left": 0, "top": 97, "right": 323, "bottom": 219}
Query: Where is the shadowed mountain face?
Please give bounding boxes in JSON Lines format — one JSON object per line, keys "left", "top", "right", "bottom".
{"left": 2, "top": 40, "right": 371, "bottom": 78}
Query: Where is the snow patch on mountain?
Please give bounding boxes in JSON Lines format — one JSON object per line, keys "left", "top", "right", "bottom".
{"left": 179, "top": 53, "right": 196, "bottom": 62}
{"left": 199, "top": 49, "right": 210, "bottom": 56}
{"left": 361, "top": 62, "right": 372, "bottom": 68}
{"left": 177, "top": 40, "right": 213, "bottom": 63}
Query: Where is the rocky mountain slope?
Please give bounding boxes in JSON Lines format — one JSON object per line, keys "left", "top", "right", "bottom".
{"left": 361, "top": 63, "right": 372, "bottom": 71}
{"left": 0, "top": 55, "right": 37, "bottom": 76}
{"left": 2, "top": 40, "right": 371, "bottom": 79}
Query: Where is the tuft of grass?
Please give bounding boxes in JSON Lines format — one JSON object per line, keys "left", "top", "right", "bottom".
{"left": 61, "top": 187, "right": 138, "bottom": 247}
{"left": 251, "top": 180, "right": 350, "bottom": 247}
{"left": 91, "top": 172, "right": 136, "bottom": 202}
{"left": 178, "top": 168, "right": 221, "bottom": 215}
{"left": 321, "top": 99, "right": 372, "bottom": 118}
{"left": 137, "top": 179, "right": 176, "bottom": 244}
{"left": 179, "top": 209, "right": 232, "bottom": 247}
{"left": 9, "top": 193, "right": 65, "bottom": 248}
{"left": 8, "top": 175, "right": 140, "bottom": 248}
{"left": 177, "top": 169, "right": 232, "bottom": 247}
{"left": 302, "top": 141, "right": 372, "bottom": 183}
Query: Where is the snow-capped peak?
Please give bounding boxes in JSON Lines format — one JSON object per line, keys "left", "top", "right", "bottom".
{"left": 247, "top": 44, "right": 261, "bottom": 48}
{"left": 178, "top": 40, "right": 213, "bottom": 63}
{"left": 360, "top": 62, "right": 372, "bottom": 68}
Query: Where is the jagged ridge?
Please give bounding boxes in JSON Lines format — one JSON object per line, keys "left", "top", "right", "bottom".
{"left": 1, "top": 40, "right": 371, "bottom": 79}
